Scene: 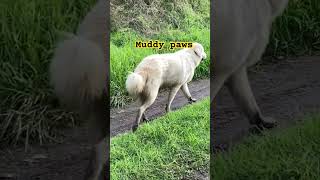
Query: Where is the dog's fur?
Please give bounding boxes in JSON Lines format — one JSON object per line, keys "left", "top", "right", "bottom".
{"left": 211, "top": 0, "right": 289, "bottom": 130}
{"left": 126, "top": 43, "right": 207, "bottom": 131}
{"left": 49, "top": 0, "right": 108, "bottom": 179}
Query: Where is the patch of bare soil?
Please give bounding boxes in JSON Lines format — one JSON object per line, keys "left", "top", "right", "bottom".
{"left": 212, "top": 56, "right": 320, "bottom": 151}
{"left": 110, "top": 79, "right": 210, "bottom": 136}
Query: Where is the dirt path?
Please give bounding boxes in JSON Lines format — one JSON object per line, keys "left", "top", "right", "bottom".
{"left": 213, "top": 56, "right": 320, "bottom": 150}
{"left": 0, "top": 56, "right": 319, "bottom": 179}
{"left": 111, "top": 79, "right": 210, "bottom": 136}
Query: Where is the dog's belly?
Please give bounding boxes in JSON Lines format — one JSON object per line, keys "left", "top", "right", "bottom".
{"left": 246, "top": 30, "right": 270, "bottom": 67}
{"left": 160, "top": 71, "right": 192, "bottom": 89}
{"left": 160, "top": 81, "right": 181, "bottom": 89}
{"left": 160, "top": 70, "right": 183, "bottom": 88}
{"left": 161, "top": 71, "right": 185, "bottom": 88}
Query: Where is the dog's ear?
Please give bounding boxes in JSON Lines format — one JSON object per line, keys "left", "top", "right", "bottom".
{"left": 193, "top": 45, "right": 202, "bottom": 58}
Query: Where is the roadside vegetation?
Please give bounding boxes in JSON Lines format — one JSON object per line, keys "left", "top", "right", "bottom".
{"left": 267, "top": 0, "right": 320, "bottom": 56}
{"left": 211, "top": 114, "right": 320, "bottom": 179}
{"left": 111, "top": 98, "right": 210, "bottom": 179}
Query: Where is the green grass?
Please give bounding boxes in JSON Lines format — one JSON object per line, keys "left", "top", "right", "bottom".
{"left": 111, "top": 98, "right": 210, "bottom": 180}
{"left": 0, "top": 0, "right": 96, "bottom": 147}
{"left": 111, "top": 0, "right": 210, "bottom": 34}
{"left": 267, "top": 0, "right": 320, "bottom": 56}
{"left": 110, "top": 28, "right": 210, "bottom": 107}
{"left": 211, "top": 115, "right": 320, "bottom": 180}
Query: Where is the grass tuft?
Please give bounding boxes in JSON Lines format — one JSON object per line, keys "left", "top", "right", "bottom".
{"left": 0, "top": 0, "right": 96, "bottom": 147}
{"left": 211, "top": 115, "right": 320, "bottom": 180}
{"left": 111, "top": 98, "right": 210, "bottom": 180}
{"left": 267, "top": 0, "right": 320, "bottom": 56}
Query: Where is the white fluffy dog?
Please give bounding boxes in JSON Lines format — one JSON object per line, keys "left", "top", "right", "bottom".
{"left": 126, "top": 42, "right": 207, "bottom": 131}
{"left": 49, "top": 0, "right": 108, "bottom": 179}
{"left": 211, "top": 0, "right": 289, "bottom": 130}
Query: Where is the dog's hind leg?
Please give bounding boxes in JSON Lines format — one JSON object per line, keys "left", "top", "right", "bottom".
{"left": 142, "top": 113, "right": 149, "bottom": 122}
{"left": 49, "top": 36, "right": 108, "bottom": 180}
{"left": 210, "top": 71, "right": 230, "bottom": 104}
{"left": 165, "top": 85, "right": 181, "bottom": 113}
{"left": 84, "top": 92, "right": 108, "bottom": 180}
{"left": 181, "top": 83, "right": 197, "bottom": 104}
{"left": 225, "top": 66, "right": 277, "bottom": 129}
{"left": 136, "top": 98, "right": 149, "bottom": 122}
{"left": 132, "top": 88, "right": 159, "bottom": 132}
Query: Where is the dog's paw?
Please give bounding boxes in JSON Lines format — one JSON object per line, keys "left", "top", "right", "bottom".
{"left": 250, "top": 116, "right": 277, "bottom": 130}
{"left": 132, "top": 124, "right": 139, "bottom": 132}
{"left": 260, "top": 116, "right": 278, "bottom": 129}
{"left": 188, "top": 97, "right": 197, "bottom": 104}
{"left": 143, "top": 116, "right": 150, "bottom": 122}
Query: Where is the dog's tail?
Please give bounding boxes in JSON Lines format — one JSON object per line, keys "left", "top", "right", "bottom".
{"left": 49, "top": 35, "right": 106, "bottom": 110}
{"left": 50, "top": 35, "right": 108, "bottom": 179}
{"left": 125, "top": 72, "right": 145, "bottom": 97}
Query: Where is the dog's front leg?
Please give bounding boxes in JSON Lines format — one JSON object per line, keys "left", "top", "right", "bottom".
{"left": 180, "top": 83, "right": 197, "bottom": 104}
{"left": 225, "top": 66, "right": 277, "bottom": 129}
{"left": 85, "top": 137, "right": 108, "bottom": 180}
{"left": 165, "top": 86, "right": 181, "bottom": 112}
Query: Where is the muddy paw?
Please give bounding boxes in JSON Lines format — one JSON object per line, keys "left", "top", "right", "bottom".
{"left": 260, "top": 116, "right": 277, "bottom": 129}
{"left": 132, "top": 124, "right": 139, "bottom": 132}
{"left": 188, "top": 97, "right": 197, "bottom": 104}
{"left": 143, "top": 116, "right": 150, "bottom": 122}
{"left": 251, "top": 116, "right": 277, "bottom": 130}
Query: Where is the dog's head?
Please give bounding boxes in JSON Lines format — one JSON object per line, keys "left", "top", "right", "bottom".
{"left": 192, "top": 42, "right": 207, "bottom": 62}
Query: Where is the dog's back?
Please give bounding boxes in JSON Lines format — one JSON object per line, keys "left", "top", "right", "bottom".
{"left": 126, "top": 55, "right": 164, "bottom": 98}
{"left": 213, "top": 0, "right": 288, "bottom": 75}
{"left": 77, "top": 0, "right": 107, "bottom": 54}
{"left": 127, "top": 49, "right": 194, "bottom": 96}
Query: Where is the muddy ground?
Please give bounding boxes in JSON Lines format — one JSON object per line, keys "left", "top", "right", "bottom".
{"left": 213, "top": 56, "right": 320, "bottom": 150}
{"left": 0, "top": 56, "right": 319, "bottom": 179}
{"left": 110, "top": 78, "right": 210, "bottom": 136}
